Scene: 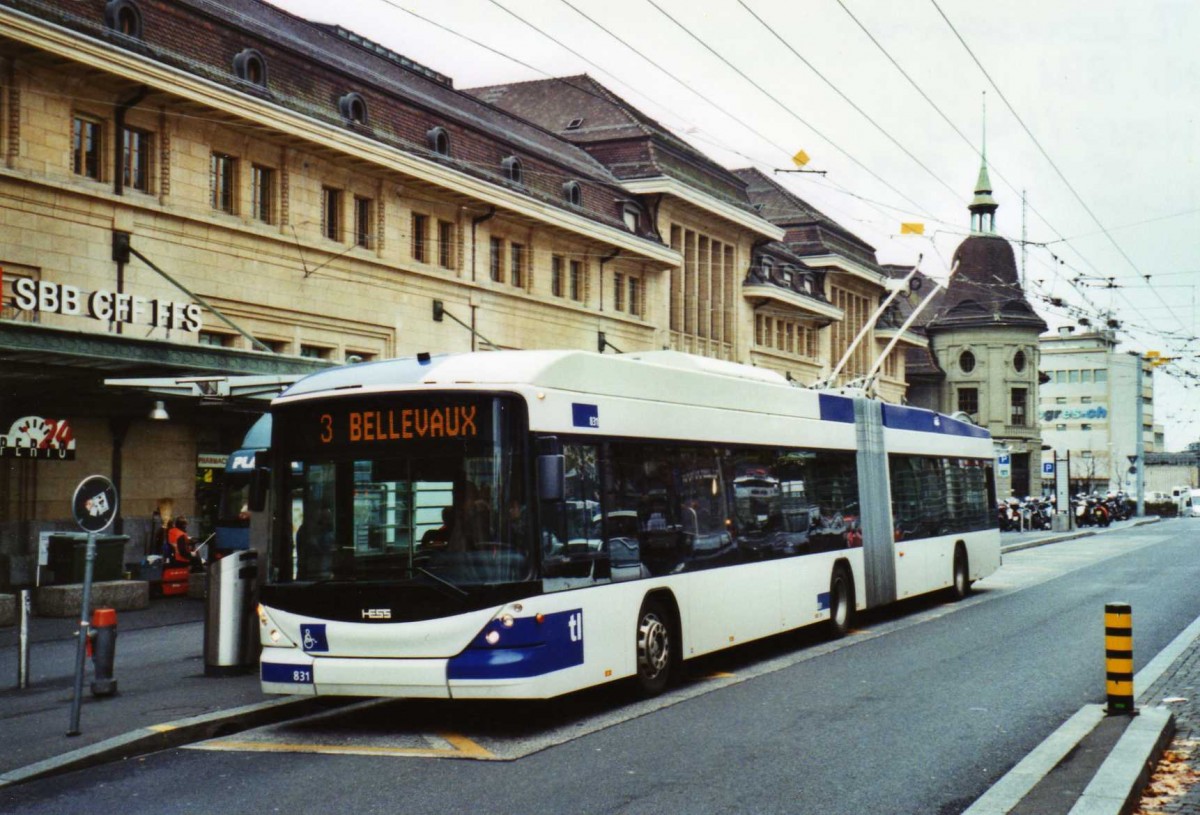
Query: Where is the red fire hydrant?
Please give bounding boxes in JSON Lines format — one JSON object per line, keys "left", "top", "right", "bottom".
{"left": 88, "top": 607, "right": 118, "bottom": 697}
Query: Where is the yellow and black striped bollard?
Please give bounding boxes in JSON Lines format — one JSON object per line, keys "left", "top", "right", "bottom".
{"left": 1104, "top": 602, "right": 1135, "bottom": 715}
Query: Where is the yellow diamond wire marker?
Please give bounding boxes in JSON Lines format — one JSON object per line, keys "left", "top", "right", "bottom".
{"left": 900, "top": 223, "right": 925, "bottom": 235}
{"left": 791, "top": 150, "right": 810, "bottom": 168}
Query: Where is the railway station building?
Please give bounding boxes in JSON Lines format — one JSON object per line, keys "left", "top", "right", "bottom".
{"left": 0, "top": 0, "right": 917, "bottom": 587}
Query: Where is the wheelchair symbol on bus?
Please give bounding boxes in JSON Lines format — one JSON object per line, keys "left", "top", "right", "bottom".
{"left": 300, "top": 623, "right": 329, "bottom": 652}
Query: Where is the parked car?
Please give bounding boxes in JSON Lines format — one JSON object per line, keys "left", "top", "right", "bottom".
{"left": 1189, "top": 489, "right": 1200, "bottom": 518}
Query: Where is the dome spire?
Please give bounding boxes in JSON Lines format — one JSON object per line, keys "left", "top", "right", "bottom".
{"left": 970, "top": 92, "right": 998, "bottom": 233}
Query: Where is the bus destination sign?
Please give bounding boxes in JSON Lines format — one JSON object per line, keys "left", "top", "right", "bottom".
{"left": 318, "top": 404, "right": 480, "bottom": 445}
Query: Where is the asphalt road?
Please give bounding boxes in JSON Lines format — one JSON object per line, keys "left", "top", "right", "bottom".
{"left": 4, "top": 520, "right": 1199, "bottom": 815}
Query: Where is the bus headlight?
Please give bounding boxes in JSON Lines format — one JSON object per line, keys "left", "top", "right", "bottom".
{"left": 500, "top": 614, "right": 515, "bottom": 628}
{"left": 485, "top": 630, "right": 501, "bottom": 645}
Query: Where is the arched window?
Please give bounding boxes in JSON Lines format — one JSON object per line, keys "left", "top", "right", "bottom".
{"left": 338, "top": 92, "right": 368, "bottom": 126}
{"left": 562, "top": 180, "right": 582, "bottom": 206}
{"left": 501, "top": 156, "right": 523, "bottom": 185}
{"left": 233, "top": 49, "right": 268, "bottom": 87}
{"left": 960, "top": 349, "right": 976, "bottom": 374}
{"left": 426, "top": 126, "right": 450, "bottom": 156}
{"left": 104, "top": 0, "right": 143, "bottom": 39}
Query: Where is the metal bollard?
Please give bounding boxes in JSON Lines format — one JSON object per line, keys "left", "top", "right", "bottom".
{"left": 18, "top": 589, "right": 31, "bottom": 689}
{"left": 89, "top": 607, "right": 118, "bottom": 697}
{"left": 1104, "top": 602, "right": 1135, "bottom": 715}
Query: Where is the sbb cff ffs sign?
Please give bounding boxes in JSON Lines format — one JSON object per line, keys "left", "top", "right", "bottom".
{"left": 8, "top": 277, "right": 200, "bottom": 331}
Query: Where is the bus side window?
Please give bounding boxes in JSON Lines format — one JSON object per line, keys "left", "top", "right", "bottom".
{"left": 541, "top": 443, "right": 605, "bottom": 585}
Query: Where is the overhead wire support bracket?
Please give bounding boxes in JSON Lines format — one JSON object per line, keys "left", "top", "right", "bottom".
{"left": 773, "top": 168, "right": 828, "bottom": 176}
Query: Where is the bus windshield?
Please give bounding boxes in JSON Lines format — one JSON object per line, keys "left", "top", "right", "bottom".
{"left": 267, "top": 394, "right": 531, "bottom": 588}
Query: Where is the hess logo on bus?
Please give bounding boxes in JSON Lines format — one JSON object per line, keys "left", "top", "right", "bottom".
{"left": 361, "top": 608, "right": 392, "bottom": 620}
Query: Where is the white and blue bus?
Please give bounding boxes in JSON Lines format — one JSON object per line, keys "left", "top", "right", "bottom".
{"left": 256, "top": 350, "right": 999, "bottom": 699}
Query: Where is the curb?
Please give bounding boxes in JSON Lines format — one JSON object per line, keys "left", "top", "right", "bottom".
{"left": 0, "top": 695, "right": 337, "bottom": 789}
{"left": 1066, "top": 707, "right": 1176, "bottom": 815}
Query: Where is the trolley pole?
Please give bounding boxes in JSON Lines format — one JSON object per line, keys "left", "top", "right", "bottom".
{"left": 1104, "top": 602, "right": 1136, "bottom": 716}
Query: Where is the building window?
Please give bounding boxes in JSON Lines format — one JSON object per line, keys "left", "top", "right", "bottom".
{"left": 338, "top": 92, "right": 368, "bottom": 125}
{"left": 614, "top": 273, "right": 625, "bottom": 311}
{"left": 629, "top": 277, "right": 641, "bottom": 317}
{"left": 1068, "top": 370, "right": 1079, "bottom": 384}
{"left": 251, "top": 165, "right": 274, "bottom": 223}
{"left": 104, "top": 0, "right": 143, "bottom": 39}
{"left": 73, "top": 117, "right": 103, "bottom": 180}
{"left": 501, "top": 156, "right": 523, "bottom": 185}
{"left": 1080, "top": 424, "right": 1093, "bottom": 431}
{"left": 510, "top": 243, "right": 525, "bottom": 288}
{"left": 1056, "top": 397, "right": 1067, "bottom": 404}
{"left": 409, "top": 213, "right": 428, "bottom": 262}
{"left": 1056, "top": 423, "right": 1067, "bottom": 431}
{"left": 426, "top": 126, "right": 450, "bottom": 156}
{"left": 233, "top": 49, "right": 268, "bottom": 86}
{"left": 1081, "top": 451, "right": 1093, "bottom": 459}
{"left": 1013, "top": 349, "right": 1027, "bottom": 372}
{"left": 300, "top": 344, "right": 331, "bottom": 359}
{"left": 489, "top": 237, "right": 503, "bottom": 282}
{"left": 198, "top": 331, "right": 234, "bottom": 347}
{"left": 563, "top": 181, "right": 582, "bottom": 206}
{"left": 1081, "top": 396, "right": 1092, "bottom": 404}
{"left": 959, "top": 349, "right": 976, "bottom": 374}
{"left": 1055, "top": 370, "right": 1066, "bottom": 384}
{"left": 622, "top": 206, "right": 639, "bottom": 232}
{"left": 958, "top": 387, "right": 979, "bottom": 415}
{"left": 322, "top": 187, "right": 342, "bottom": 241}
{"left": 551, "top": 255, "right": 564, "bottom": 297}
{"left": 256, "top": 338, "right": 288, "bottom": 354}
{"left": 210, "top": 152, "right": 236, "bottom": 214}
{"left": 1095, "top": 369, "right": 1107, "bottom": 383}
{"left": 569, "top": 259, "right": 583, "bottom": 302}
{"left": 345, "top": 350, "right": 375, "bottom": 363}
{"left": 438, "top": 220, "right": 454, "bottom": 269}
{"left": 354, "top": 197, "right": 373, "bottom": 249}
{"left": 1011, "top": 388, "right": 1028, "bottom": 426}
{"left": 121, "top": 127, "right": 150, "bottom": 192}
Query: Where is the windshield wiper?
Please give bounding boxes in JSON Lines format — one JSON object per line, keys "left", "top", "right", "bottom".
{"left": 412, "top": 566, "right": 469, "bottom": 597}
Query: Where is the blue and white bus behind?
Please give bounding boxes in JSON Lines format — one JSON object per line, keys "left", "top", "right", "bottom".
{"left": 214, "top": 415, "right": 271, "bottom": 557}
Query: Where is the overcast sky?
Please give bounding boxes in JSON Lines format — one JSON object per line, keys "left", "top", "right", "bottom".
{"left": 268, "top": 0, "right": 1200, "bottom": 449}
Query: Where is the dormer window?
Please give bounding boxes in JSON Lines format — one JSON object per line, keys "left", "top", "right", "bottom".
{"left": 622, "top": 205, "right": 640, "bottom": 232}
{"left": 562, "top": 180, "right": 582, "bottom": 207}
{"left": 233, "top": 49, "right": 268, "bottom": 87}
{"left": 566, "top": 117, "right": 583, "bottom": 130}
{"left": 426, "top": 126, "right": 450, "bottom": 156}
{"left": 501, "top": 156, "right": 523, "bottom": 185}
{"left": 761, "top": 258, "right": 774, "bottom": 278}
{"left": 104, "top": 0, "right": 143, "bottom": 39}
{"left": 338, "top": 92, "right": 368, "bottom": 126}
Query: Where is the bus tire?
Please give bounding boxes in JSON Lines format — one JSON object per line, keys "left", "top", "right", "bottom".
{"left": 828, "top": 565, "right": 854, "bottom": 639}
{"left": 951, "top": 545, "right": 971, "bottom": 601}
{"left": 634, "top": 597, "right": 673, "bottom": 697}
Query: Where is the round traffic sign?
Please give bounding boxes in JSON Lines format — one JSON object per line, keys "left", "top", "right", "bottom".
{"left": 72, "top": 476, "right": 119, "bottom": 533}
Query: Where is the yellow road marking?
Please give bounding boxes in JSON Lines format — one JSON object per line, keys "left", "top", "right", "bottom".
{"left": 146, "top": 724, "right": 177, "bottom": 733}
{"left": 701, "top": 671, "right": 736, "bottom": 679}
{"left": 195, "top": 731, "right": 495, "bottom": 760}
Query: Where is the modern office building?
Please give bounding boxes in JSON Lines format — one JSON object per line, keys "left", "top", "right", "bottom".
{"left": 1039, "top": 327, "right": 1158, "bottom": 494}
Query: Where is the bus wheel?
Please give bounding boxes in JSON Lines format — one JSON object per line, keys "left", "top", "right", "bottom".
{"left": 635, "top": 599, "right": 672, "bottom": 696}
{"left": 951, "top": 546, "right": 971, "bottom": 601}
{"left": 828, "top": 566, "right": 853, "bottom": 639}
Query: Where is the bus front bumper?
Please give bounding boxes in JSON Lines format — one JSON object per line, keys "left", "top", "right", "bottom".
{"left": 261, "top": 651, "right": 451, "bottom": 698}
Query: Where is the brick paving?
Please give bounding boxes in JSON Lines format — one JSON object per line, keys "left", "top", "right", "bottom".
{"left": 1137, "top": 636, "right": 1200, "bottom": 813}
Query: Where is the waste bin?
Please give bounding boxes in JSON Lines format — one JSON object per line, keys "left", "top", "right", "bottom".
{"left": 203, "top": 550, "right": 259, "bottom": 676}
{"left": 46, "top": 534, "right": 129, "bottom": 584}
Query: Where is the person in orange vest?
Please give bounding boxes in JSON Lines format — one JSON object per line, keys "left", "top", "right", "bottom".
{"left": 166, "top": 516, "right": 204, "bottom": 572}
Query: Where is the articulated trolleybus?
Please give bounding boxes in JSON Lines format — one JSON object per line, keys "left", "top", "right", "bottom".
{"left": 256, "top": 350, "right": 999, "bottom": 699}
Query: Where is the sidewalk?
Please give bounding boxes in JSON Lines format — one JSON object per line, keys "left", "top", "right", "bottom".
{"left": 0, "top": 517, "right": 1196, "bottom": 815}
{"left": 0, "top": 593, "right": 324, "bottom": 786}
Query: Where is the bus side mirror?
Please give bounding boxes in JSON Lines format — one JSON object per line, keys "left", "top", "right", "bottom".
{"left": 248, "top": 466, "right": 270, "bottom": 512}
{"left": 537, "top": 455, "right": 565, "bottom": 502}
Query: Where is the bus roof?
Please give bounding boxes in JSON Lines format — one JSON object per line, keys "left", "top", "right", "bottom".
{"left": 273, "top": 350, "right": 988, "bottom": 444}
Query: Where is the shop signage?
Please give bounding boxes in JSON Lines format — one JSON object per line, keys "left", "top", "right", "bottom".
{"left": 0, "top": 415, "right": 76, "bottom": 460}
{"left": 1042, "top": 405, "right": 1108, "bottom": 422}
{"left": 6, "top": 277, "right": 201, "bottom": 331}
